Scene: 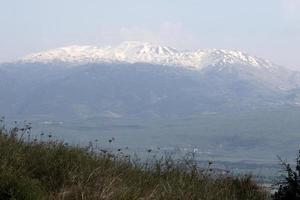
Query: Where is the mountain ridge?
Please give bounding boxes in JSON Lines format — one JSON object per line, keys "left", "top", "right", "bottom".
{"left": 18, "top": 41, "right": 276, "bottom": 70}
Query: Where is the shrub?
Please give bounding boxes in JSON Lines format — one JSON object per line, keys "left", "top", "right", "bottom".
{"left": 273, "top": 151, "right": 300, "bottom": 200}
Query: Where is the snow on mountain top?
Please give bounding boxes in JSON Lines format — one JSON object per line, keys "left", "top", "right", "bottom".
{"left": 19, "top": 41, "right": 275, "bottom": 69}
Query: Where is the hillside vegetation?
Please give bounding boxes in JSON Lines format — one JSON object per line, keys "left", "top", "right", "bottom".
{"left": 0, "top": 120, "right": 270, "bottom": 200}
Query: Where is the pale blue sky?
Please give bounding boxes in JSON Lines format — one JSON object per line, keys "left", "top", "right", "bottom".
{"left": 0, "top": 0, "right": 299, "bottom": 68}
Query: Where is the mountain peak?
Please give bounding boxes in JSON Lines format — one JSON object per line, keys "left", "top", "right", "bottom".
{"left": 19, "top": 41, "right": 276, "bottom": 69}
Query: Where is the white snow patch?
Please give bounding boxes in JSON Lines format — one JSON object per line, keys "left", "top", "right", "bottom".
{"left": 19, "top": 41, "right": 276, "bottom": 70}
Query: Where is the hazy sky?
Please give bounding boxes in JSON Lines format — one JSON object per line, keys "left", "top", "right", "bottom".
{"left": 1, "top": 0, "right": 300, "bottom": 69}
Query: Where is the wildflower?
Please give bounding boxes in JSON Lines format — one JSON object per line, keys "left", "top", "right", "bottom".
{"left": 100, "top": 149, "right": 107, "bottom": 153}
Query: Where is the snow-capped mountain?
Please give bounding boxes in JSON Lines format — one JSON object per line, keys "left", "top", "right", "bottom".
{"left": 1, "top": 41, "right": 300, "bottom": 120}
{"left": 3, "top": 41, "right": 300, "bottom": 162}
{"left": 20, "top": 41, "right": 275, "bottom": 70}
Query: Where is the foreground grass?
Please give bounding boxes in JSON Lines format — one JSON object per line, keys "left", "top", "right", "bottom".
{"left": 0, "top": 122, "right": 270, "bottom": 200}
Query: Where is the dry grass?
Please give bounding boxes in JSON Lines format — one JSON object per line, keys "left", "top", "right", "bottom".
{"left": 0, "top": 119, "right": 270, "bottom": 200}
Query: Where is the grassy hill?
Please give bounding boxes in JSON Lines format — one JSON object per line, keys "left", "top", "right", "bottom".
{"left": 0, "top": 121, "right": 270, "bottom": 200}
